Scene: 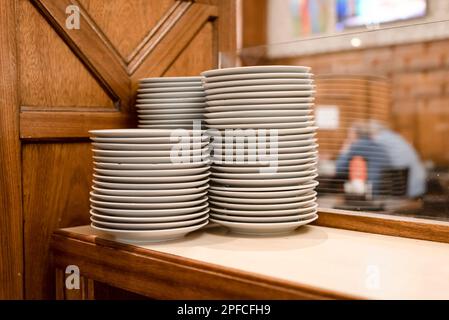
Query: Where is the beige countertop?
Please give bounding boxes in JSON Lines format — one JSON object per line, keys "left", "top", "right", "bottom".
{"left": 69, "top": 224, "right": 449, "bottom": 299}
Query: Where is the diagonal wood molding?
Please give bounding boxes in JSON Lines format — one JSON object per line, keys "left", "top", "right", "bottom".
{"left": 30, "top": 0, "right": 218, "bottom": 106}
{"left": 23, "top": 0, "right": 220, "bottom": 139}
{"left": 31, "top": 0, "right": 131, "bottom": 111}
{"left": 131, "top": 2, "right": 218, "bottom": 79}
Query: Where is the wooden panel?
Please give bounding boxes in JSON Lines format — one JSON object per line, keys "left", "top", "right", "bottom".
{"left": 164, "top": 21, "right": 215, "bottom": 76}
{"left": 242, "top": 0, "right": 266, "bottom": 48}
{"left": 19, "top": 0, "right": 114, "bottom": 109}
{"left": 17, "top": 0, "right": 237, "bottom": 300}
{"left": 32, "top": 0, "right": 131, "bottom": 107}
{"left": 0, "top": 0, "right": 24, "bottom": 299}
{"left": 23, "top": 143, "right": 93, "bottom": 299}
{"left": 78, "top": 0, "right": 176, "bottom": 61}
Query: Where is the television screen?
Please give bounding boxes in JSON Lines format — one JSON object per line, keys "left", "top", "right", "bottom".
{"left": 336, "top": 0, "right": 427, "bottom": 29}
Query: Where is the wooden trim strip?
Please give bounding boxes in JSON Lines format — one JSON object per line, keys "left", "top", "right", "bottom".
{"left": 0, "top": 0, "right": 24, "bottom": 299}
{"left": 315, "top": 208, "right": 449, "bottom": 244}
{"left": 51, "top": 231, "right": 359, "bottom": 300}
{"left": 20, "top": 111, "right": 136, "bottom": 139}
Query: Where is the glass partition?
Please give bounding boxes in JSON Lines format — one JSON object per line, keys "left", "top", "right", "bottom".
{"left": 228, "top": 8, "right": 449, "bottom": 222}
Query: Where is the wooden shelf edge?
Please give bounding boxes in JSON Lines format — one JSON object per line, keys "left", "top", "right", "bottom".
{"left": 51, "top": 230, "right": 360, "bottom": 300}
{"left": 315, "top": 208, "right": 449, "bottom": 244}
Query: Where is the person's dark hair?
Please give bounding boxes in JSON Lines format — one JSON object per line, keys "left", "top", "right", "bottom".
{"left": 352, "top": 122, "right": 371, "bottom": 139}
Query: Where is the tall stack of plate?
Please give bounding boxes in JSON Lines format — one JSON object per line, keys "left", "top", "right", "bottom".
{"left": 201, "top": 66, "right": 319, "bottom": 235}
{"left": 136, "top": 77, "right": 206, "bottom": 129}
{"left": 89, "top": 129, "right": 210, "bottom": 243}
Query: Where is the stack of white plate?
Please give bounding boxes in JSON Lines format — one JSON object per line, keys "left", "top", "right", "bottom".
{"left": 89, "top": 129, "right": 210, "bottom": 243}
{"left": 201, "top": 66, "right": 319, "bottom": 235}
{"left": 136, "top": 77, "right": 206, "bottom": 129}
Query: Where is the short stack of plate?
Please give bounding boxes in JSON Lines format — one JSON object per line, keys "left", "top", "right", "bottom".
{"left": 136, "top": 77, "right": 206, "bottom": 129}
{"left": 89, "top": 129, "right": 210, "bottom": 243}
{"left": 201, "top": 66, "right": 319, "bottom": 235}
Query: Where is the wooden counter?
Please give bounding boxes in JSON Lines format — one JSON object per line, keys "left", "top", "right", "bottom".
{"left": 51, "top": 224, "right": 449, "bottom": 300}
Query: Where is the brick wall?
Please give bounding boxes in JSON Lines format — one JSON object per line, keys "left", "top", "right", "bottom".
{"left": 269, "top": 39, "right": 449, "bottom": 166}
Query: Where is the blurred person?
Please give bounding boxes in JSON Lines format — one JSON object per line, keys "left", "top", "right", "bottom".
{"left": 369, "top": 121, "right": 426, "bottom": 198}
{"left": 336, "top": 122, "right": 391, "bottom": 195}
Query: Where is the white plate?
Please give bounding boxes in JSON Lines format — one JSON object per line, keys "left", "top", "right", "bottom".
{"left": 209, "top": 191, "right": 316, "bottom": 205}
{"left": 138, "top": 119, "right": 204, "bottom": 125}
{"left": 137, "top": 87, "right": 203, "bottom": 93}
{"left": 92, "top": 147, "right": 209, "bottom": 157}
{"left": 138, "top": 114, "right": 204, "bottom": 120}
{"left": 91, "top": 202, "right": 209, "bottom": 216}
{"left": 212, "top": 150, "right": 318, "bottom": 162}
{"left": 206, "top": 121, "right": 315, "bottom": 130}
{"left": 203, "top": 72, "right": 313, "bottom": 83}
{"left": 206, "top": 91, "right": 316, "bottom": 101}
{"left": 208, "top": 132, "right": 315, "bottom": 142}
{"left": 205, "top": 109, "right": 312, "bottom": 119}
{"left": 94, "top": 166, "right": 209, "bottom": 177}
{"left": 208, "top": 187, "right": 315, "bottom": 199}
{"left": 93, "top": 178, "right": 210, "bottom": 190}
{"left": 205, "top": 84, "right": 315, "bottom": 95}
{"left": 211, "top": 139, "right": 316, "bottom": 150}
{"left": 210, "top": 211, "right": 317, "bottom": 223}
{"left": 91, "top": 214, "right": 208, "bottom": 230}
{"left": 138, "top": 125, "right": 207, "bottom": 129}
{"left": 209, "top": 126, "right": 318, "bottom": 135}
{"left": 205, "top": 103, "right": 313, "bottom": 112}
{"left": 210, "top": 181, "right": 319, "bottom": 192}
{"left": 211, "top": 169, "right": 316, "bottom": 180}
{"left": 92, "top": 184, "right": 209, "bottom": 196}
{"left": 139, "top": 82, "right": 202, "bottom": 88}
{"left": 94, "top": 161, "right": 209, "bottom": 170}
{"left": 203, "top": 78, "right": 314, "bottom": 89}
{"left": 212, "top": 161, "right": 316, "bottom": 174}
{"left": 94, "top": 155, "right": 209, "bottom": 164}
{"left": 140, "top": 76, "right": 202, "bottom": 83}
{"left": 209, "top": 198, "right": 316, "bottom": 211}
{"left": 138, "top": 91, "right": 205, "bottom": 99}
{"left": 213, "top": 157, "right": 317, "bottom": 167}
{"left": 91, "top": 190, "right": 208, "bottom": 203}
{"left": 92, "top": 141, "right": 208, "bottom": 151}
{"left": 91, "top": 135, "right": 208, "bottom": 144}
{"left": 136, "top": 103, "right": 207, "bottom": 109}
{"left": 90, "top": 129, "right": 205, "bottom": 138}
{"left": 211, "top": 144, "right": 317, "bottom": 155}
{"left": 90, "top": 196, "right": 207, "bottom": 210}
{"left": 206, "top": 115, "right": 313, "bottom": 125}
{"left": 137, "top": 97, "right": 206, "bottom": 104}
{"left": 209, "top": 214, "right": 317, "bottom": 235}
{"left": 210, "top": 204, "right": 318, "bottom": 217}
{"left": 91, "top": 207, "right": 210, "bottom": 223}
{"left": 91, "top": 221, "right": 208, "bottom": 243}
{"left": 137, "top": 109, "right": 204, "bottom": 116}
{"left": 206, "top": 97, "right": 314, "bottom": 106}
{"left": 137, "top": 126, "right": 206, "bottom": 130}
{"left": 210, "top": 174, "right": 318, "bottom": 187}
{"left": 201, "top": 66, "right": 311, "bottom": 77}
{"left": 93, "top": 172, "right": 210, "bottom": 183}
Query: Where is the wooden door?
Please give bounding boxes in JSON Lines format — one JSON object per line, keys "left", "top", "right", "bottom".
{"left": 0, "top": 0, "right": 236, "bottom": 299}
